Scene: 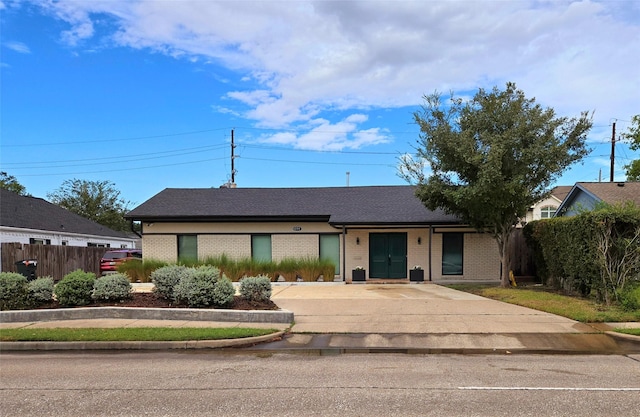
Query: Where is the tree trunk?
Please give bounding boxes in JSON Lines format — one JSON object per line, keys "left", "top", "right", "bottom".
{"left": 498, "top": 230, "right": 512, "bottom": 288}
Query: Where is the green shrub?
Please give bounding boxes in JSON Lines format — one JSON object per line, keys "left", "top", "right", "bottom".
{"left": 212, "top": 276, "right": 235, "bottom": 307}
{"left": 618, "top": 283, "right": 640, "bottom": 312}
{"left": 0, "top": 272, "right": 30, "bottom": 310}
{"left": 239, "top": 275, "right": 272, "bottom": 302}
{"left": 55, "top": 270, "right": 96, "bottom": 307}
{"left": 173, "top": 266, "right": 233, "bottom": 307}
{"left": 151, "top": 265, "right": 191, "bottom": 300}
{"left": 92, "top": 274, "right": 132, "bottom": 302}
{"left": 28, "top": 276, "right": 54, "bottom": 305}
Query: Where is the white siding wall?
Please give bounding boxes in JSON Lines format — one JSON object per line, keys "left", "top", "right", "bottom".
{"left": 0, "top": 227, "right": 136, "bottom": 248}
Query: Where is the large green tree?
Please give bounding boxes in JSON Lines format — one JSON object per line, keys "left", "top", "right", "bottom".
{"left": 402, "top": 82, "right": 593, "bottom": 287}
{"left": 47, "top": 179, "right": 132, "bottom": 233}
{"left": 0, "top": 172, "right": 27, "bottom": 195}
{"left": 623, "top": 114, "right": 640, "bottom": 181}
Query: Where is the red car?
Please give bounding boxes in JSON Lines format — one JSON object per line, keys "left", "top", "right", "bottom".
{"left": 100, "top": 249, "right": 142, "bottom": 275}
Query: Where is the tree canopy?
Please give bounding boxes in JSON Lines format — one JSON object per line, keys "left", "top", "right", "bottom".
{"left": 402, "top": 82, "right": 593, "bottom": 287}
{"left": 0, "top": 172, "right": 27, "bottom": 196}
{"left": 47, "top": 179, "right": 132, "bottom": 233}
{"left": 623, "top": 115, "right": 640, "bottom": 181}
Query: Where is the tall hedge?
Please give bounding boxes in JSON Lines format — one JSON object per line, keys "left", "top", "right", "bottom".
{"left": 524, "top": 203, "right": 640, "bottom": 304}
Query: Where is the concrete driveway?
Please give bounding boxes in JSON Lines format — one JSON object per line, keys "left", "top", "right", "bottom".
{"left": 271, "top": 283, "right": 593, "bottom": 334}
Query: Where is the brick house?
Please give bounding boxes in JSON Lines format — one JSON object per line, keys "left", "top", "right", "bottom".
{"left": 125, "top": 186, "right": 500, "bottom": 282}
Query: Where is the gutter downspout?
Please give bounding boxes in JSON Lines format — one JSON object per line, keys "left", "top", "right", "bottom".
{"left": 130, "top": 220, "right": 142, "bottom": 239}
{"left": 341, "top": 225, "right": 346, "bottom": 281}
{"left": 428, "top": 225, "right": 433, "bottom": 281}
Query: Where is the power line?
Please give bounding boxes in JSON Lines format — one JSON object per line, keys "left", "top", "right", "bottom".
{"left": 2, "top": 128, "right": 231, "bottom": 147}
{"left": 241, "top": 156, "right": 395, "bottom": 167}
{"left": 2, "top": 144, "right": 228, "bottom": 168}
{"left": 15, "top": 156, "right": 228, "bottom": 177}
{"left": 241, "top": 144, "right": 400, "bottom": 155}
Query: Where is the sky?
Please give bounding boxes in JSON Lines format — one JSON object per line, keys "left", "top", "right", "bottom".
{"left": 1, "top": 0, "right": 639, "bottom": 209}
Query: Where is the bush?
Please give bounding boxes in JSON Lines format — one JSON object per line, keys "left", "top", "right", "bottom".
{"left": 173, "top": 266, "right": 234, "bottom": 307}
{"left": 92, "top": 274, "right": 132, "bottom": 302}
{"left": 151, "top": 265, "right": 191, "bottom": 300}
{"left": 618, "top": 283, "right": 640, "bottom": 312}
{"left": 28, "top": 276, "right": 55, "bottom": 305}
{"left": 239, "top": 275, "right": 272, "bottom": 303}
{"left": 212, "top": 276, "right": 235, "bottom": 307}
{"left": 0, "top": 272, "right": 29, "bottom": 310}
{"left": 55, "top": 270, "right": 96, "bottom": 306}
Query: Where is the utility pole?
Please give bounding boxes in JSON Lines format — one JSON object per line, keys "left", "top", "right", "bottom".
{"left": 610, "top": 122, "right": 616, "bottom": 182}
{"left": 231, "top": 129, "right": 236, "bottom": 186}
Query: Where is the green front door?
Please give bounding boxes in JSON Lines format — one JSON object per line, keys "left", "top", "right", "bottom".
{"left": 369, "top": 233, "right": 407, "bottom": 278}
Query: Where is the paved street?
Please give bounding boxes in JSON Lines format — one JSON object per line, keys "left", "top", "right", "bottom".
{"left": 1, "top": 352, "right": 639, "bottom": 416}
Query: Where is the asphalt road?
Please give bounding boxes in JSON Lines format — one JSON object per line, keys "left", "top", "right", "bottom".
{"left": 1, "top": 352, "right": 639, "bottom": 417}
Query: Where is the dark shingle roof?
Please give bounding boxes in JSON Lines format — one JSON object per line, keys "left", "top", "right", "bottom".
{"left": 126, "top": 186, "right": 460, "bottom": 225}
{"left": 0, "top": 189, "right": 130, "bottom": 238}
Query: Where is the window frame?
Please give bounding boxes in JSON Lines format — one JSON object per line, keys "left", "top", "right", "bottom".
{"left": 442, "top": 233, "right": 464, "bottom": 276}
{"left": 177, "top": 234, "right": 198, "bottom": 262}
{"left": 251, "top": 234, "right": 272, "bottom": 262}
{"left": 540, "top": 205, "right": 557, "bottom": 219}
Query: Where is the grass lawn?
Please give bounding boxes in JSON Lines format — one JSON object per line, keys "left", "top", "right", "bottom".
{"left": 613, "top": 328, "right": 640, "bottom": 336}
{"left": 0, "top": 327, "right": 279, "bottom": 342}
{"left": 447, "top": 284, "right": 640, "bottom": 323}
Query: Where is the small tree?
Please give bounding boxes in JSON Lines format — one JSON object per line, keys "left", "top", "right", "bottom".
{"left": 0, "top": 172, "right": 27, "bottom": 195}
{"left": 622, "top": 115, "right": 640, "bottom": 181}
{"left": 402, "top": 83, "right": 592, "bottom": 287}
{"left": 47, "top": 179, "right": 132, "bottom": 232}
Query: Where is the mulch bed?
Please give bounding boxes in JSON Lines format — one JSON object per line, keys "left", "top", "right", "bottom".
{"left": 34, "top": 292, "right": 279, "bottom": 311}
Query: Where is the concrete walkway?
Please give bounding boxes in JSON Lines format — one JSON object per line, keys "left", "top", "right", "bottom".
{"left": 1, "top": 283, "right": 638, "bottom": 354}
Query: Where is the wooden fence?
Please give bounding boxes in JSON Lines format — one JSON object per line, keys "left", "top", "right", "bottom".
{"left": 508, "top": 228, "right": 537, "bottom": 280}
{"left": 1, "top": 243, "right": 109, "bottom": 281}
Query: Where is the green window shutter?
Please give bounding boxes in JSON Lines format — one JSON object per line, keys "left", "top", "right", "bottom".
{"left": 252, "top": 235, "right": 272, "bottom": 262}
{"left": 320, "top": 234, "right": 340, "bottom": 275}
{"left": 442, "top": 233, "right": 463, "bottom": 275}
{"left": 178, "top": 235, "right": 198, "bottom": 262}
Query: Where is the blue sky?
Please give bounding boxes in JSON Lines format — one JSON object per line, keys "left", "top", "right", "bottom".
{"left": 1, "top": 0, "right": 639, "bottom": 208}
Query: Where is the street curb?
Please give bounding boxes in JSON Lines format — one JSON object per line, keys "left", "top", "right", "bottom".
{"left": 0, "top": 331, "right": 287, "bottom": 351}
{"left": 605, "top": 330, "right": 640, "bottom": 343}
{"left": 0, "top": 307, "right": 293, "bottom": 324}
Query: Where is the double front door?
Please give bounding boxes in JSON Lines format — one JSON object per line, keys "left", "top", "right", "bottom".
{"left": 369, "top": 233, "right": 407, "bottom": 279}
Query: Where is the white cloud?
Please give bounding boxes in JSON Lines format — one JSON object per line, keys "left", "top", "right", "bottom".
{"left": 25, "top": 0, "right": 640, "bottom": 145}
{"left": 4, "top": 41, "right": 31, "bottom": 54}
{"left": 257, "top": 114, "right": 390, "bottom": 151}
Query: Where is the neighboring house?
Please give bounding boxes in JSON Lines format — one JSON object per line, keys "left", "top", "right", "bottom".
{"left": 523, "top": 185, "right": 572, "bottom": 224}
{"left": 0, "top": 189, "right": 137, "bottom": 248}
{"left": 555, "top": 182, "right": 640, "bottom": 217}
{"left": 126, "top": 186, "right": 501, "bottom": 282}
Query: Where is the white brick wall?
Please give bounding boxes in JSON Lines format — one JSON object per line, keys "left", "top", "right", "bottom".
{"left": 272, "top": 234, "right": 318, "bottom": 260}
{"left": 142, "top": 235, "right": 176, "bottom": 262}
{"left": 198, "top": 235, "right": 251, "bottom": 260}
{"left": 431, "top": 232, "right": 499, "bottom": 281}
{"left": 140, "top": 223, "right": 500, "bottom": 281}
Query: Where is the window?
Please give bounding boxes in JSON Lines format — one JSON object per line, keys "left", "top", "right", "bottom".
{"left": 29, "top": 238, "right": 51, "bottom": 245}
{"left": 320, "top": 234, "right": 340, "bottom": 275}
{"left": 88, "top": 242, "right": 110, "bottom": 248}
{"left": 540, "top": 206, "right": 557, "bottom": 219}
{"left": 251, "top": 235, "right": 272, "bottom": 262}
{"left": 178, "top": 235, "right": 198, "bottom": 262}
{"left": 442, "top": 233, "right": 463, "bottom": 275}
{"left": 61, "top": 241, "right": 68, "bottom": 246}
